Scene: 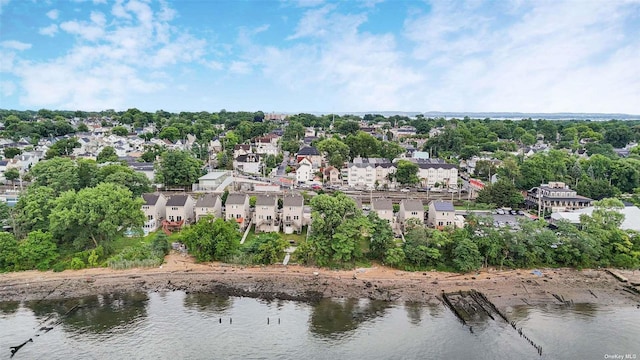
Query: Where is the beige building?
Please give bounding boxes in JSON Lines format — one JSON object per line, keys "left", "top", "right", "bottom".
{"left": 397, "top": 199, "right": 424, "bottom": 231}
{"left": 225, "top": 193, "right": 251, "bottom": 230}
{"left": 526, "top": 182, "right": 593, "bottom": 213}
{"left": 165, "top": 194, "right": 195, "bottom": 225}
{"left": 195, "top": 193, "right": 222, "bottom": 221}
{"left": 141, "top": 193, "right": 167, "bottom": 235}
{"left": 254, "top": 194, "right": 279, "bottom": 233}
{"left": 427, "top": 200, "right": 463, "bottom": 229}
{"left": 417, "top": 163, "right": 458, "bottom": 188}
{"left": 282, "top": 194, "right": 304, "bottom": 234}
{"left": 371, "top": 198, "right": 394, "bottom": 223}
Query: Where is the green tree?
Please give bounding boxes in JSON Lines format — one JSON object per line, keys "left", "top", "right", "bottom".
{"left": 49, "top": 183, "right": 145, "bottom": 249}
{"left": 76, "top": 123, "right": 89, "bottom": 132}
{"left": 17, "top": 230, "right": 58, "bottom": 271}
{"left": 155, "top": 150, "right": 203, "bottom": 187}
{"left": 379, "top": 141, "right": 404, "bottom": 161}
{"left": 395, "top": 160, "right": 419, "bottom": 185}
{"left": 77, "top": 158, "right": 99, "bottom": 189}
{"left": 476, "top": 180, "right": 524, "bottom": 208}
{"left": 0, "top": 232, "right": 19, "bottom": 271}
{"left": 45, "top": 137, "right": 80, "bottom": 159}
{"left": 603, "top": 126, "right": 633, "bottom": 148}
{"left": 159, "top": 126, "right": 181, "bottom": 142}
{"left": 250, "top": 233, "right": 288, "bottom": 265}
{"left": 3, "top": 147, "right": 21, "bottom": 159}
{"left": 317, "top": 138, "right": 350, "bottom": 167}
{"left": 111, "top": 126, "right": 129, "bottom": 137}
{"left": 367, "top": 212, "right": 394, "bottom": 261}
{"left": 14, "top": 186, "right": 56, "bottom": 236}
{"left": 4, "top": 168, "right": 20, "bottom": 185}
{"left": 96, "top": 146, "right": 119, "bottom": 163}
{"left": 30, "top": 157, "right": 79, "bottom": 194}
{"left": 181, "top": 216, "right": 240, "bottom": 261}
{"left": 452, "top": 238, "right": 482, "bottom": 272}
{"left": 384, "top": 247, "right": 405, "bottom": 267}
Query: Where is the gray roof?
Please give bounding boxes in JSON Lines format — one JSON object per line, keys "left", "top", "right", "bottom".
{"left": 196, "top": 193, "right": 220, "bottom": 208}
{"left": 256, "top": 194, "right": 277, "bottom": 206}
{"left": 297, "top": 146, "right": 320, "bottom": 156}
{"left": 166, "top": 194, "right": 191, "bottom": 206}
{"left": 371, "top": 198, "right": 393, "bottom": 211}
{"left": 401, "top": 199, "right": 424, "bottom": 212}
{"left": 283, "top": 194, "right": 303, "bottom": 207}
{"left": 431, "top": 201, "right": 455, "bottom": 212}
{"left": 142, "top": 193, "right": 160, "bottom": 206}
{"left": 225, "top": 193, "right": 247, "bottom": 205}
{"left": 417, "top": 163, "right": 457, "bottom": 170}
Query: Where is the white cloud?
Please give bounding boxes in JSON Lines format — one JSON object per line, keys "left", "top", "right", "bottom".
{"left": 1, "top": 40, "right": 32, "bottom": 51}
{"left": 39, "top": 24, "right": 59, "bottom": 36}
{"left": 8, "top": 0, "right": 210, "bottom": 111}
{"left": 46, "top": 9, "right": 59, "bottom": 20}
{"left": 256, "top": 6, "right": 421, "bottom": 111}
{"left": 0, "top": 81, "right": 16, "bottom": 96}
{"left": 402, "top": 0, "right": 640, "bottom": 113}
{"left": 229, "top": 61, "right": 252, "bottom": 74}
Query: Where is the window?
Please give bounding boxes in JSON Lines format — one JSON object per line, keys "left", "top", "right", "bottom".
{"left": 169, "top": 216, "right": 174, "bottom": 221}
{"left": 411, "top": 211, "right": 418, "bottom": 216}
{"left": 142, "top": 206, "right": 149, "bottom": 210}
{"left": 171, "top": 207, "right": 178, "bottom": 211}
{"left": 294, "top": 216, "right": 299, "bottom": 220}
{"left": 286, "top": 216, "right": 291, "bottom": 221}
{"left": 177, "top": 216, "right": 182, "bottom": 221}
{"left": 438, "top": 221, "right": 443, "bottom": 226}
{"left": 236, "top": 214, "right": 241, "bottom": 219}
{"left": 147, "top": 215, "right": 153, "bottom": 220}
{"left": 266, "top": 215, "right": 272, "bottom": 220}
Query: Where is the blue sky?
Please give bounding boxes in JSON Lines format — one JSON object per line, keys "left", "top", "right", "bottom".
{"left": 1, "top": 0, "right": 639, "bottom": 114}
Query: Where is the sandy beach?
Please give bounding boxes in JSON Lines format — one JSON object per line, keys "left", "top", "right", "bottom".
{"left": 1, "top": 253, "right": 639, "bottom": 309}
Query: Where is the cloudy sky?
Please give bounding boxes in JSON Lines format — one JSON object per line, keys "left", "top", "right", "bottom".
{"left": 1, "top": 0, "right": 639, "bottom": 114}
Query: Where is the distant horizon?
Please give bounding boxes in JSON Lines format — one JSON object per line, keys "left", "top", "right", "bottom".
{"left": 2, "top": 108, "right": 640, "bottom": 120}
{"left": 1, "top": 1, "right": 639, "bottom": 114}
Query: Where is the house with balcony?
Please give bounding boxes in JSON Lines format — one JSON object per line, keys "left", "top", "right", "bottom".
{"left": 416, "top": 162, "right": 458, "bottom": 189}
{"left": 282, "top": 194, "right": 304, "bottom": 234}
{"left": 371, "top": 198, "right": 394, "bottom": 223}
{"left": 397, "top": 199, "right": 425, "bottom": 231}
{"left": 141, "top": 193, "right": 167, "bottom": 235}
{"left": 195, "top": 193, "right": 222, "bottom": 221}
{"left": 225, "top": 193, "right": 250, "bottom": 230}
{"left": 323, "top": 166, "right": 341, "bottom": 185}
{"left": 253, "top": 134, "right": 280, "bottom": 156}
{"left": 163, "top": 194, "right": 195, "bottom": 233}
{"left": 254, "top": 194, "right": 279, "bottom": 233}
{"left": 427, "top": 200, "right": 464, "bottom": 229}
{"left": 296, "top": 157, "right": 313, "bottom": 184}
{"left": 526, "top": 181, "right": 593, "bottom": 213}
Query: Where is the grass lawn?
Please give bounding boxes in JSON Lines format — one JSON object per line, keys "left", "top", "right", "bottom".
{"left": 242, "top": 226, "right": 308, "bottom": 248}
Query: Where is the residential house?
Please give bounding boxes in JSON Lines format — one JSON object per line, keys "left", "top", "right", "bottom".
{"left": 233, "top": 144, "right": 252, "bottom": 158}
{"left": 296, "top": 146, "right": 322, "bottom": 168}
{"left": 195, "top": 193, "right": 222, "bottom": 221}
{"left": 254, "top": 194, "right": 279, "bottom": 233}
{"left": 296, "top": 157, "right": 313, "bottom": 184}
{"left": 194, "top": 170, "right": 231, "bottom": 191}
{"left": 225, "top": 193, "right": 251, "bottom": 230}
{"left": 141, "top": 193, "right": 167, "bottom": 235}
{"left": 166, "top": 194, "right": 195, "bottom": 224}
{"left": 346, "top": 158, "right": 390, "bottom": 189}
{"left": 427, "top": 201, "right": 463, "bottom": 229}
{"left": 162, "top": 194, "right": 195, "bottom": 232}
{"left": 253, "top": 134, "right": 279, "bottom": 155}
{"left": 412, "top": 160, "right": 458, "bottom": 189}
{"left": 282, "top": 194, "right": 304, "bottom": 234}
{"left": 371, "top": 198, "right": 394, "bottom": 223}
{"left": 526, "top": 182, "right": 593, "bottom": 213}
{"left": 323, "top": 166, "right": 341, "bottom": 185}
{"left": 234, "top": 153, "right": 262, "bottom": 175}
{"left": 397, "top": 199, "right": 425, "bottom": 231}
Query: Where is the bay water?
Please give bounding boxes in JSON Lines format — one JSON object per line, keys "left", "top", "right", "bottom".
{"left": 1, "top": 291, "right": 638, "bottom": 359}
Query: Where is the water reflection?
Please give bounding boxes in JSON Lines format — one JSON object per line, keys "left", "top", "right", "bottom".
{"left": 25, "top": 292, "right": 148, "bottom": 334}
{"left": 0, "top": 301, "right": 19, "bottom": 315}
{"left": 508, "top": 302, "right": 599, "bottom": 322}
{"left": 183, "top": 292, "right": 232, "bottom": 313}
{"left": 404, "top": 301, "right": 442, "bottom": 325}
{"left": 309, "top": 298, "right": 391, "bottom": 338}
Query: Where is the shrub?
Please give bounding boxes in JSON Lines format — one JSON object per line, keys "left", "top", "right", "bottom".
{"left": 70, "top": 257, "right": 85, "bottom": 270}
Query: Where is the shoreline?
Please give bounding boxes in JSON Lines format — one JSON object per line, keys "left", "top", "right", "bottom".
{"left": 1, "top": 254, "right": 639, "bottom": 310}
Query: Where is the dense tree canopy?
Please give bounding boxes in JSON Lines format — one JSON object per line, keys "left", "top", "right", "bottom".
{"left": 155, "top": 150, "right": 203, "bottom": 187}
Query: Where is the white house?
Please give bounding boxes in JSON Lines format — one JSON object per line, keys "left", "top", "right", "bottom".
{"left": 296, "top": 157, "right": 313, "bottom": 184}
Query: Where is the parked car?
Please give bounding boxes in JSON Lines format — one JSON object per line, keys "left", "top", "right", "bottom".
{"left": 496, "top": 209, "right": 505, "bottom": 215}
{"left": 400, "top": 188, "right": 411, "bottom": 193}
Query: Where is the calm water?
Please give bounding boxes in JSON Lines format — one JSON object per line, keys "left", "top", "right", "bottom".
{"left": 0, "top": 291, "right": 638, "bottom": 360}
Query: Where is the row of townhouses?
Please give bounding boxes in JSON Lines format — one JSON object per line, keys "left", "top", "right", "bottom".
{"left": 141, "top": 193, "right": 307, "bottom": 236}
